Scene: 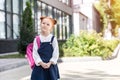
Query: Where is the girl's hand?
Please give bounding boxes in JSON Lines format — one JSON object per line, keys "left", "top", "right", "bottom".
{"left": 46, "top": 61, "right": 52, "bottom": 68}
{"left": 39, "top": 62, "right": 48, "bottom": 69}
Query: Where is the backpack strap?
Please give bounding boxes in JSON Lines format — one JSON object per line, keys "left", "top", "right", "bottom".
{"left": 50, "top": 36, "right": 54, "bottom": 43}
{"left": 36, "top": 36, "right": 40, "bottom": 48}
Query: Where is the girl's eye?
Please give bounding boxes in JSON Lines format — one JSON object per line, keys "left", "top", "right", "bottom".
{"left": 42, "top": 22, "right": 45, "bottom": 24}
{"left": 47, "top": 24, "right": 50, "bottom": 26}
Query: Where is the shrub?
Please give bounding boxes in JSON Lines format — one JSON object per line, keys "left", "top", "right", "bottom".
{"left": 62, "top": 30, "right": 120, "bottom": 59}
{"left": 18, "top": 1, "right": 35, "bottom": 54}
{"left": 58, "top": 40, "right": 66, "bottom": 57}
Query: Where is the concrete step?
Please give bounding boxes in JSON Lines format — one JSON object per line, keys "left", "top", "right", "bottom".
{"left": 0, "top": 58, "right": 28, "bottom": 72}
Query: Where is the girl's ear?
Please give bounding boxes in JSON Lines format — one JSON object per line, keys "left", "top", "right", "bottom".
{"left": 40, "top": 16, "right": 46, "bottom": 21}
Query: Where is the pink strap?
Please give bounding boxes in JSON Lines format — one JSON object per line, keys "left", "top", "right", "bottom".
{"left": 36, "top": 36, "right": 40, "bottom": 48}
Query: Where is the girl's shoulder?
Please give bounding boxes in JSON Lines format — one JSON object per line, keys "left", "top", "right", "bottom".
{"left": 48, "top": 34, "right": 57, "bottom": 42}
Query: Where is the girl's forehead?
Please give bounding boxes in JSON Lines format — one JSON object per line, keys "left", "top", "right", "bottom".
{"left": 42, "top": 18, "right": 54, "bottom": 24}
{"left": 42, "top": 18, "right": 51, "bottom": 21}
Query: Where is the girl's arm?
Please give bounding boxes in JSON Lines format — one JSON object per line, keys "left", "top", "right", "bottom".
{"left": 50, "top": 37, "right": 59, "bottom": 64}
{"left": 33, "top": 37, "right": 42, "bottom": 66}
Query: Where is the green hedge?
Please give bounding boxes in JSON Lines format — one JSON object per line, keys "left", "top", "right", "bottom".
{"left": 62, "top": 31, "right": 120, "bottom": 59}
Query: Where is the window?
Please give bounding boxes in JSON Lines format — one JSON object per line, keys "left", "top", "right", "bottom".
{"left": 62, "top": 13, "right": 66, "bottom": 39}
{"left": 0, "top": 0, "right": 5, "bottom": 10}
{"left": 52, "top": 8, "right": 57, "bottom": 35}
{"left": 56, "top": 10, "right": 60, "bottom": 39}
{"left": 41, "top": 3, "right": 47, "bottom": 16}
{"left": 62, "top": 0, "right": 66, "bottom": 3}
{"left": 48, "top": 6, "right": 52, "bottom": 17}
{"left": 13, "top": 0, "right": 19, "bottom": 13}
{"left": 59, "top": 11, "right": 62, "bottom": 39}
{"left": 37, "top": 11, "right": 41, "bottom": 34}
{"left": 6, "top": 0, "right": 12, "bottom": 12}
{"left": 0, "top": 11, "right": 5, "bottom": 39}
{"left": 6, "top": 13, "right": 12, "bottom": 39}
{"left": 66, "top": 0, "right": 69, "bottom": 5}
{"left": 61, "top": 0, "right": 70, "bottom": 6}
{"left": 13, "top": 14, "right": 19, "bottom": 39}
{"left": 66, "top": 15, "right": 70, "bottom": 38}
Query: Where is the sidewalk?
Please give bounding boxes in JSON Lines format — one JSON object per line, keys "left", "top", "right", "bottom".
{"left": 58, "top": 59, "right": 120, "bottom": 80}
{"left": 0, "top": 56, "right": 102, "bottom": 80}
{"left": 0, "top": 56, "right": 120, "bottom": 80}
{"left": 20, "top": 59, "right": 120, "bottom": 80}
{"left": 0, "top": 55, "right": 102, "bottom": 72}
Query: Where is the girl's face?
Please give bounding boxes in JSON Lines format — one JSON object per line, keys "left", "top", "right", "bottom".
{"left": 40, "top": 18, "right": 53, "bottom": 33}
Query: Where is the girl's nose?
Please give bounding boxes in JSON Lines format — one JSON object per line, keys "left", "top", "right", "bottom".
{"left": 44, "top": 23, "right": 47, "bottom": 26}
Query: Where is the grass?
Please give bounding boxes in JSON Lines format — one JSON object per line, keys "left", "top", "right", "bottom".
{"left": 0, "top": 54, "right": 25, "bottom": 58}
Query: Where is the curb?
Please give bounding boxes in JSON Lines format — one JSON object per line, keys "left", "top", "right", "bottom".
{"left": 58, "top": 56, "right": 102, "bottom": 63}
{"left": 0, "top": 52, "right": 19, "bottom": 56}
{"left": 0, "top": 58, "right": 28, "bottom": 72}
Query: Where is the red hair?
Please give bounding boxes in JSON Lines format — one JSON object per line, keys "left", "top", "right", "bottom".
{"left": 40, "top": 16, "right": 57, "bottom": 26}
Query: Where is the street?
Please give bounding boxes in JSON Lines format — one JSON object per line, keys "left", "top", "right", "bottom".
{"left": 1, "top": 58, "right": 120, "bottom": 80}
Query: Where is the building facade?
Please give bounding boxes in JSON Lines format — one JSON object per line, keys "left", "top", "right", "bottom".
{"left": 73, "top": 12, "right": 88, "bottom": 35}
{"left": 73, "top": 0, "right": 100, "bottom": 32}
{"left": 0, "top": 0, "right": 73, "bottom": 53}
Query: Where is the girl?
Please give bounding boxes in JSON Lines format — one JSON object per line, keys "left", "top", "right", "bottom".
{"left": 31, "top": 16, "right": 60, "bottom": 80}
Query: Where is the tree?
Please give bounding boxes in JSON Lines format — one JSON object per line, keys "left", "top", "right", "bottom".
{"left": 110, "top": 0, "right": 120, "bottom": 36}
{"left": 94, "top": 0, "right": 109, "bottom": 33}
{"left": 94, "top": 0, "right": 120, "bottom": 37}
{"left": 18, "top": 1, "right": 35, "bottom": 54}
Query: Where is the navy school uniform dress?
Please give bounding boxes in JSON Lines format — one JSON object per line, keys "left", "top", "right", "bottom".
{"left": 31, "top": 36, "right": 60, "bottom": 80}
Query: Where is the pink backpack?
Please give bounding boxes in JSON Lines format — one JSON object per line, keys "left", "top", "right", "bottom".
{"left": 26, "top": 36, "right": 40, "bottom": 69}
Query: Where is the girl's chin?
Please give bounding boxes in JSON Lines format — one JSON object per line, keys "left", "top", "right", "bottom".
{"left": 41, "top": 29, "right": 47, "bottom": 32}
{"left": 41, "top": 30, "right": 50, "bottom": 33}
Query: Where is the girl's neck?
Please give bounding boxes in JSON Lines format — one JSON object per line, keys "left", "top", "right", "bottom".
{"left": 41, "top": 31, "right": 50, "bottom": 37}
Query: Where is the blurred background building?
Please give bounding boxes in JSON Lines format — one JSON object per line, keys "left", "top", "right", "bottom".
{"left": 0, "top": 0, "right": 100, "bottom": 54}
{"left": 0, "top": 0, "right": 73, "bottom": 53}
{"left": 73, "top": 0, "right": 100, "bottom": 35}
